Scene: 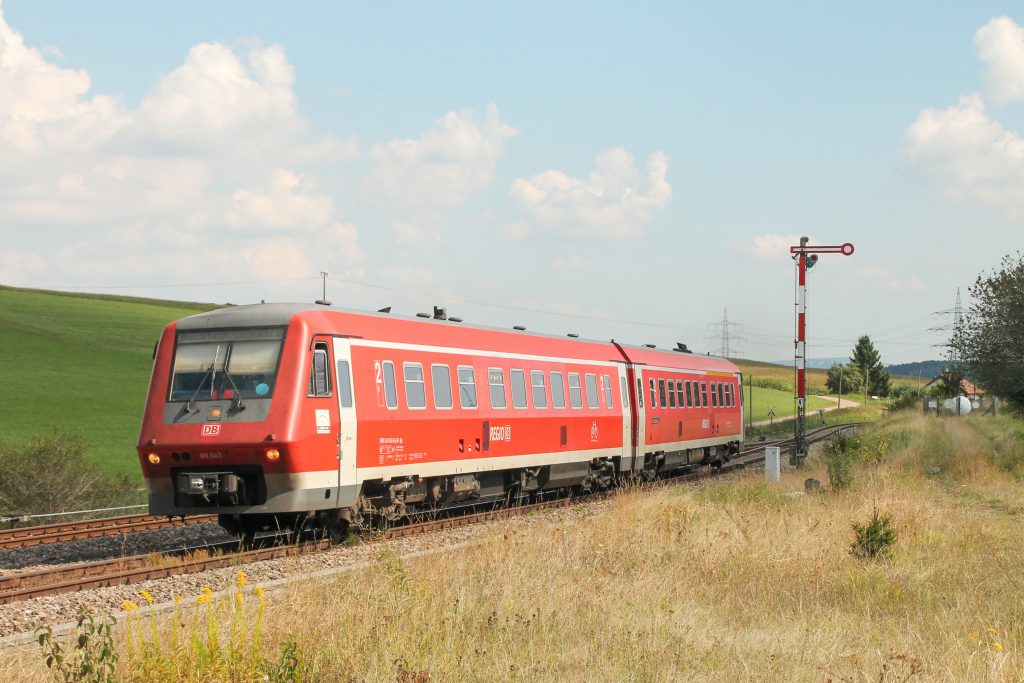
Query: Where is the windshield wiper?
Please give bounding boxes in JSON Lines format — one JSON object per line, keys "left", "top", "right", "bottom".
{"left": 184, "top": 345, "right": 221, "bottom": 413}
{"left": 221, "top": 344, "right": 246, "bottom": 412}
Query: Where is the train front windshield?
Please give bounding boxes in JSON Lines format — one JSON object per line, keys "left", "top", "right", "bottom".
{"left": 168, "top": 328, "right": 286, "bottom": 402}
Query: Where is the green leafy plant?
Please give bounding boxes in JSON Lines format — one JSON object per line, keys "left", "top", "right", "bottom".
{"left": 851, "top": 507, "right": 898, "bottom": 559}
{"left": 36, "top": 614, "right": 118, "bottom": 683}
{"left": 823, "top": 432, "right": 860, "bottom": 490}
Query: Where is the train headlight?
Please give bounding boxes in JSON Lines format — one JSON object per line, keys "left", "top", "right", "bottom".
{"left": 265, "top": 448, "right": 281, "bottom": 462}
{"left": 147, "top": 453, "right": 161, "bottom": 465}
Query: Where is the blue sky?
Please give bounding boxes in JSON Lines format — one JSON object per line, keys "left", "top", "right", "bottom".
{"left": 2, "top": 1, "right": 1023, "bottom": 365}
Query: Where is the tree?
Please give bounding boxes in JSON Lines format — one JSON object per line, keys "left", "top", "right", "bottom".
{"left": 825, "top": 363, "right": 856, "bottom": 395}
{"left": 931, "top": 364, "right": 964, "bottom": 398}
{"left": 849, "top": 335, "right": 891, "bottom": 397}
{"left": 953, "top": 253, "right": 1024, "bottom": 412}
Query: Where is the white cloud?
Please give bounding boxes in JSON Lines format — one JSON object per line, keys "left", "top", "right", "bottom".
{"left": 500, "top": 221, "right": 532, "bottom": 240}
{"left": 904, "top": 94, "right": 1024, "bottom": 210}
{"left": 734, "top": 234, "right": 817, "bottom": 261}
{"left": 0, "top": 6, "right": 365, "bottom": 294}
{"left": 510, "top": 148, "right": 671, "bottom": 240}
{"left": 975, "top": 16, "right": 1024, "bottom": 103}
{"left": 365, "top": 104, "right": 518, "bottom": 207}
{"left": 857, "top": 266, "right": 926, "bottom": 292}
{"left": 138, "top": 42, "right": 302, "bottom": 148}
{"left": 226, "top": 169, "right": 333, "bottom": 231}
{"left": 392, "top": 220, "right": 442, "bottom": 247}
{"left": 552, "top": 255, "right": 589, "bottom": 269}
{"left": 905, "top": 17, "right": 1024, "bottom": 215}
{"left": 0, "top": 3, "right": 127, "bottom": 156}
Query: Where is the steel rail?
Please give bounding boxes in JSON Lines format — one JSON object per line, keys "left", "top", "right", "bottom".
{"left": 0, "top": 423, "right": 857, "bottom": 605}
{"left": 0, "top": 514, "right": 218, "bottom": 550}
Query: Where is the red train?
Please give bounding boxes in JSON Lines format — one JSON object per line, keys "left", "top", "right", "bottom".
{"left": 137, "top": 303, "right": 744, "bottom": 540}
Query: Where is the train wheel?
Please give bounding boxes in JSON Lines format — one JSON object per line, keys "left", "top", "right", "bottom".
{"left": 327, "top": 519, "right": 351, "bottom": 544}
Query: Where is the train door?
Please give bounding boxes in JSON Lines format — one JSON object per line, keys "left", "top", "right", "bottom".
{"left": 616, "top": 363, "right": 631, "bottom": 462}
{"left": 332, "top": 338, "right": 358, "bottom": 504}
{"left": 632, "top": 367, "right": 646, "bottom": 471}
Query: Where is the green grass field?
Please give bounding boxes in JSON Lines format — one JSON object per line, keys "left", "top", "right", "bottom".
{"left": 741, "top": 385, "right": 833, "bottom": 423}
{"left": 0, "top": 286, "right": 213, "bottom": 479}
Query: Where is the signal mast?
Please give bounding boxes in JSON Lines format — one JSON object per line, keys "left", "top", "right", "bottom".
{"left": 789, "top": 237, "right": 854, "bottom": 466}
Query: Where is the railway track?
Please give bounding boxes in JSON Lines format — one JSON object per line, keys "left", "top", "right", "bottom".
{"left": 0, "top": 424, "right": 857, "bottom": 606}
{"left": 0, "top": 513, "right": 217, "bottom": 551}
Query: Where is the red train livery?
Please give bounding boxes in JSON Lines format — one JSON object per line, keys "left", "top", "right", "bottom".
{"left": 137, "top": 304, "right": 744, "bottom": 539}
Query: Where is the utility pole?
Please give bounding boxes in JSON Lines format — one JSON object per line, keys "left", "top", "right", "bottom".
{"left": 789, "top": 237, "right": 855, "bottom": 466}
{"left": 315, "top": 271, "right": 331, "bottom": 306}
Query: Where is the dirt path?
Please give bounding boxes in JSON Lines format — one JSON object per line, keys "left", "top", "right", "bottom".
{"left": 750, "top": 395, "right": 861, "bottom": 427}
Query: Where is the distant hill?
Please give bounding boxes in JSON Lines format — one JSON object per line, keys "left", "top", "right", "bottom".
{"left": 885, "top": 360, "right": 946, "bottom": 379}
{"left": 0, "top": 285, "right": 217, "bottom": 479}
{"left": 771, "top": 357, "right": 847, "bottom": 369}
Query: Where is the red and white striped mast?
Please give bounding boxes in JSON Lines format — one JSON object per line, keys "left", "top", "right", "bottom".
{"left": 789, "top": 237, "right": 854, "bottom": 465}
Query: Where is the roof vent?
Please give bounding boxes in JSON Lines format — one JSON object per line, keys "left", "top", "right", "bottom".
{"left": 416, "top": 312, "right": 431, "bottom": 318}
{"left": 449, "top": 317, "right": 464, "bottom": 323}
{"left": 378, "top": 306, "right": 392, "bottom": 313}
{"left": 314, "top": 299, "right": 331, "bottom": 306}
{"left": 513, "top": 325, "right": 526, "bottom": 331}
{"left": 567, "top": 333, "right": 579, "bottom": 338}
{"left": 433, "top": 306, "right": 447, "bottom": 320}
{"left": 643, "top": 344, "right": 656, "bottom": 348}
{"left": 674, "top": 342, "right": 691, "bottom": 353}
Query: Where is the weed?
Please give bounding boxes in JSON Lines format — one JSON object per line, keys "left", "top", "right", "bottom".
{"left": 851, "top": 507, "right": 897, "bottom": 559}
{"left": 824, "top": 432, "right": 859, "bottom": 490}
{"left": 36, "top": 614, "right": 117, "bottom": 683}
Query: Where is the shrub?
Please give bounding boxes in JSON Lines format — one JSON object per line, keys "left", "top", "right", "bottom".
{"left": 823, "top": 432, "right": 859, "bottom": 490}
{"left": 851, "top": 508, "right": 897, "bottom": 559}
{"left": 0, "top": 432, "right": 134, "bottom": 516}
{"left": 749, "top": 377, "right": 792, "bottom": 392}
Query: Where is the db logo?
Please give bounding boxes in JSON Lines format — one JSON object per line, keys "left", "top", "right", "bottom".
{"left": 201, "top": 424, "right": 221, "bottom": 437}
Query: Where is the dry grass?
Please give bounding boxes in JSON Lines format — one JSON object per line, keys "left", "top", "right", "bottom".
{"left": 4, "top": 413, "right": 1023, "bottom": 681}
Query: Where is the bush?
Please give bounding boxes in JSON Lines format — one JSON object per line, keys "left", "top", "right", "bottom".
{"left": 851, "top": 507, "right": 898, "bottom": 559}
{"left": 823, "top": 432, "right": 859, "bottom": 490}
{"left": 749, "top": 377, "right": 792, "bottom": 392}
{"left": 0, "top": 432, "right": 134, "bottom": 516}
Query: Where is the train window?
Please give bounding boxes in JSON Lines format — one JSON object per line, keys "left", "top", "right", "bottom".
{"left": 718, "top": 383, "right": 725, "bottom": 408}
{"left": 603, "top": 375, "right": 613, "bottom": 409}
{"left": 550, "top": 372, "right": 566, "bottom": 409}
{"left": 308, "top": 344, "right": 332, "bottom": 397}
{"left": 568, "top": 373, "right": 583, "bottom": 409}
{"left": 458, "top": 366, "right": 477, "bottom": 408}
{"left": 685, "top": 381, "right": 693, "bottom": 408}
{"left": 649, "top": 378, "right": 656, "bottom": 408}
{"left": 676, "top": 380, "right": 684, "bottom": 408}
{"left": 488, "top": 368, "right": 507, "bottom": 409}
{"left": 511, "top": 369, "right": 528, "bottom": 409}
{"left": 620, "top": 376, "right": 628, "bottom": 409}
{"left": 585, "top": 373, "right": 599, "bottom": 408}
{"left": 404, "top": 363, "right": 426, "bottom": 409}
{"left": 637, "top": 378, "right": 644, "bottom": 408}
{"left": 531, "top": 371, "right": 548, "bottom": 409}
{"left": 667, "top": 379, "right": 676, "bottom": 408}
{"left": 336, "top": 360, "right": 353, "bottom": 408}
{"left": 431, "top": 365, "right": 452, "bottom": 409}
{"left": 725, "top": 384, "right": 731, "bottom": 407}
{"left": 382, "top": 361, "right": 398, "bottom": 409}
{"left": 711, "top": 382, "right": 718, "bottom": 408}
{"left": 170, "top": 327, "right": 285, "bottom": 403}
{"left": 658, "top": 379, "right": 667, "bottom": 408}
{"left": 701, "top": 382, "right": 708, "bottom": 408}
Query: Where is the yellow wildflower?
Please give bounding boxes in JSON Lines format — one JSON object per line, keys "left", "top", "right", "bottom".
{"left": 987, "top": 627, "right": 997, "bottom": 634}
{"left": 993, "top": 643, "right": 1004, "bottom": 652}
{"left": 203, "top": 586, "right": 213, "bottom": 596}
{"left": 970, "top": 632, "right": 981, "bottom": 640}
{"left": 256, "top": 586, "right": 265, "bottom": 600}
{"left": 236, "top": 570, "right": 248, "bottom": 588}
{"left": 139, "top": 590, "right": 154, "bottom": 605}
{"left": 174, "top": 596, "right": 183, "bottom": 604}
{"left": 121, "top": 601, "right": 137, "bottom": 612}
{"left": 236, "top": 591, "right": 244, "bottom": 604}
{"left": 196, "top": 594, "right": 212, "bottom": 605}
